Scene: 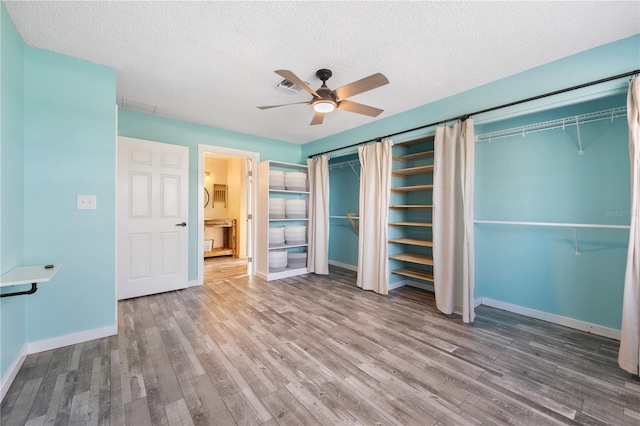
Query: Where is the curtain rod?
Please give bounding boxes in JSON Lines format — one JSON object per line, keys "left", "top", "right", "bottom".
{"left": 308, "top": 69, "right": 639, "bottom": 158}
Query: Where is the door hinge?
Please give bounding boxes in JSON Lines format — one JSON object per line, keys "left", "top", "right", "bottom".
{"left": 247, "top": 214, "right": 252, "bottom": 220}
{"left": 248, "top": 257, "right": 252, "bottom": 263}
{"left": 247, "top": 170, "right": 253, "bottom": 177}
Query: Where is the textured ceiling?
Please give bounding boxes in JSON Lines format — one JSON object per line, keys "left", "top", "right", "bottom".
{"left": 4, "top": 1, "right": 639, "bottom": 144}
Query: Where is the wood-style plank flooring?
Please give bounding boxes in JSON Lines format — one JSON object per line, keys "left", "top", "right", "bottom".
{"left": 2, "top": 263, "right": 639, "bottom": 425}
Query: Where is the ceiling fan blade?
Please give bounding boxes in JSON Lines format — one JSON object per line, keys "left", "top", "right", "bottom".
{"left": 337, "top": 100, "right": 384, "bottom": 117}
{"left": 310, "top": 112, "right": 324, "bottom": 125}
{"left": 257, "top": 101, "right": 310, "bottom": 110}
{"left": 333, "top": 73, "right": 389, "bottom": 101}
{"left": 275, "top": 70, "right": 320, "bottom": 98}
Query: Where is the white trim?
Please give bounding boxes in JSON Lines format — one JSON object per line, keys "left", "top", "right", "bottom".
{"left": 479, "top": 297, "right": 621, "bottom": 340}
{"left": 187, "top": 279, "right": 201, "bottom": 288}
{"left": 197, "top": 144, "right": 260, "bottom": 287}
{"left": 388, "top": 278, "right": 407, "bottom": 291}
{"left": 405, "top": 279, "right": 435, "bottom": 293}
{"left": 0, "top": 344, "right": 27, "bottom": 402}
{"left": 26, "top": 325, "right": 117, "bottom": 355}
{"left": 474, "top": 297, "right": 482, "bottom": 308}
{"left": 328, "top": 260, "right": 357, "bottom": 272}
{"left": 114, "top": 104, "right": 119, "bottom": 330}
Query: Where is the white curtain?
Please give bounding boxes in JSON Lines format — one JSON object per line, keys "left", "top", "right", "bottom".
{"left": 307, "top": 155, "right": 330, "bottom": 274}
{"left": 619, "top": 77, "right": 640, "bottom": 375}
{"left": 357, "top": 140, "right": 393, "bottom": 294}
{"left": 433, "top": 120, "right": 476, "bottom": 323}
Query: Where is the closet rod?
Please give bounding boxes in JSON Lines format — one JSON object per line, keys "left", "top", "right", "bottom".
{"left": 308, "top": 69, "right": 639, "bottom": 159}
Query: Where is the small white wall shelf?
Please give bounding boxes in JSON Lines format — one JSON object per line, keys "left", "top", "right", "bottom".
{"left": 0, "top": 264, "right": 61, "bottom": 297}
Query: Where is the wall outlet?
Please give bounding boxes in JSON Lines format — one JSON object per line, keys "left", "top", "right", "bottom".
{"left": 77, "top": 195, "right": 97, "bottom": 210}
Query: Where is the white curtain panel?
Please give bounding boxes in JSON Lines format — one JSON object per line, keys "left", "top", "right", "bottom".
{"left": 306, "top": 155, "right": 330, "bottom": 274}
{"left": 357, "top": 140, "right": 393, "bottom": 294}
{"left": 619, "top": 77, "right": 640, "bottom": 375}
{"left": 433, "top": 120, "right": 476, "bottom": 323}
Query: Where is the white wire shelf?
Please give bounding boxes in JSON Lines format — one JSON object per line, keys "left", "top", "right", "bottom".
{"left": 474, "top": 219, "right": 630, "bottom": 256}
{"left": 474, "top": 220, "right": 630, "bottom": 230}
{"left": 475, "top": 106, "right": 626, "bottom": 143}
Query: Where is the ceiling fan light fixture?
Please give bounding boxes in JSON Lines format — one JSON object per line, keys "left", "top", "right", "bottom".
{"left": 313, "top": 100, "right": 336, "bottom": 113}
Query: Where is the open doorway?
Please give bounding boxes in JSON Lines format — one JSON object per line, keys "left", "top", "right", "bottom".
{"left": 197, "top": 144, "right": 259, "bottom": 286}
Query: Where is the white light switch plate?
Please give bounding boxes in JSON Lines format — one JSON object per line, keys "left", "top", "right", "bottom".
{"left": 77, "top": 195, "right": 97, "bottom": 210}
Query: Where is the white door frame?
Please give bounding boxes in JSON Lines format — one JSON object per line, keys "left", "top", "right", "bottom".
{"left": 197, "top": 144, "right": 259, "bottom": 285}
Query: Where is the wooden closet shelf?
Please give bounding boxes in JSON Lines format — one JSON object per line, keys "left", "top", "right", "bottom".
{"left": 204, "top": 248, "right": 235, "bottom": 258}
{"left": 391, "top": 184, "right": 433, "bottom": 192}
{"left": 392, "top": 165, "right": 434, "bottom": 176}
{"left": 389, "top": 253, "right": 434, "bottom": 266}
{"left": 395, "top": 135, "right": 435, "bottom": 147}
{"left": 393, "top": 151, "right": 435, "bottom": 162}
{"left": 389, "top": 205, "right": 433, "bottom": 210}
{"left": 389, "top": 238, "right": 433, "bottom": 247}
{"left": 389, "top": 222, "right": 433, "bottom": 227}
{"left": 392, "top": 267, "right": 434, "bottom": 282}
{"left": 204, "top": 218, "right": 235, "bottom": 227}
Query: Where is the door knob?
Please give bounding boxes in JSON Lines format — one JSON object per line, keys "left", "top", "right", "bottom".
{"left": 175, "top": 222, "right": 187, "bottom": 227}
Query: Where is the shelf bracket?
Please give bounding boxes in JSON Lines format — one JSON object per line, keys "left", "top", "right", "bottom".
{"left": 573, "top": 227, "right": 581, "bottom": 256}
{"left": 576, "top": 117, "right": 584, "bottom": 156}
{"left": 347, "top": 212, "right": 359, "bottom": 235}
{"left": 349, "top": 163, "right": 360, "bottom": 179}
{"left": 0, "top": 283, "right": 38, "bottom": 298}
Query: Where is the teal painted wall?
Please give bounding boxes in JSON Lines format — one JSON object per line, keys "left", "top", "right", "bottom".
{"left": 23, "top": 46, "right": 117, "bottom": 341}
{"left": 0, "top": 3, "right": 26, "bottom": 379}
{"left": 307, "top": 35, "right": 639, "bottom": 330}
{"left": 475, "top": 94, "right": 629, "bottom": 329}
{"left": 118, "top": 109, "right": 302, "bottom": 280}
{"left": 328, "top": 154, "right": 360, "bottom": 267}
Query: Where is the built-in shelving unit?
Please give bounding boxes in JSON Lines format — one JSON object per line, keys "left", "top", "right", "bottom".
{"left": 388, "top": 135, "right": 435, "bottom": 286}
{"left": 256, "top": 160, "right": 310, "bottom": 281}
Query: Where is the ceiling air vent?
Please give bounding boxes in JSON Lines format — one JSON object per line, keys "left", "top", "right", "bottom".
{"left": 121, "top": 98, "right": 157, "bottom": 114}
{"left": 274, "top": 78, "right": 307, "bottom": 94}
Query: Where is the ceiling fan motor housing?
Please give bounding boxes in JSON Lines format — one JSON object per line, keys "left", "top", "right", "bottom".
{"left": 316, "top": 69, "right": 333, "bottom": 82}
{"left": 314, "top": 69, "right": 337, "bottom": 104}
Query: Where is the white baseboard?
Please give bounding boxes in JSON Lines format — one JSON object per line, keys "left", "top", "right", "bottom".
{"left": 328, "top": 260, "right": 357, "bottom": 272}
{"left": 27, "top": 325, "right": 118, "bottom": 355}
{"left": 388, "top": 279, "right": 407, "bottom": 291}
{"left": 1, "top": 344, "right": 27, "bottom": 402}
{"left": 405, "top": 279, "right": 435, "bottom": 292}
{"left": 479, "top": 297, "right": 621, "bottom": 340}
{"left": 187, "top": 279, "right": 201, "bottom": 288}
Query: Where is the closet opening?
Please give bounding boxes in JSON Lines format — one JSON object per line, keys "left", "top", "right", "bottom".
{"left": 197, "top": 145, "right": 259, "bottom": 286}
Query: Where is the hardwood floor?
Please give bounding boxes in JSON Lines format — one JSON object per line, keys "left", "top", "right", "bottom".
{"left": 2, "top": 265, "right": 639, "bottom": 425}
{"left": 203, "top": 256, "right": 249, "bottom": 285}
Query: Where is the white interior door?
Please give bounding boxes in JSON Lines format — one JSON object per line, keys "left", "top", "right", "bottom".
{"left": 117, "top": 136, "right": 189, "bottom": 300}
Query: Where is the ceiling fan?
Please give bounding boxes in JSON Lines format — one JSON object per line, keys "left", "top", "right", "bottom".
{"left": 257, "top": 69, "right": 390, "bottom": 125}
